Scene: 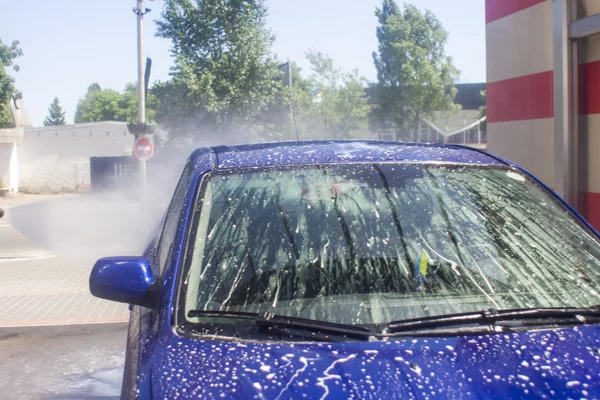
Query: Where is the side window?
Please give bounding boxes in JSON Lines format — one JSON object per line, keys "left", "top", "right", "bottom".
{"left": 156, "top": 163, "right": 192, "bottom": 278}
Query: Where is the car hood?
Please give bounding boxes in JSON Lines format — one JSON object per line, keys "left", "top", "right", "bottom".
{"left": 151, "top": 325, "right": 600, "bottom": 399}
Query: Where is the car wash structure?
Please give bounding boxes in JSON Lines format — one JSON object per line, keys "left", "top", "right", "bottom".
{"left": 486, "top": 0, "right": 600, "bottom": 230}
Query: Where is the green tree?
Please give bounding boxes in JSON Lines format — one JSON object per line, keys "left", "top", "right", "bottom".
{"left": 0, "top": 39, "right": 23, "bottom": 128}
{"left": 298, "top": 51, "right": 370, "bottom": 139}
{"left": 87, "top": 83, "right": 101, "bottom": 94}
{"left": 154, "top": 0, "right": 285, "bottom": 142}
{"left": 117, "top": 83, "right": 157, "bottom": 123}
{"left": 74, "top": 83, "right": 156, "bottom": 123}
{"left": 74, "top": 84, "right": 121, "bottom": 123}
{"left": 372, "top": 1, "right": 460, "bottom": 141}
{"left": 43, "top": 97, "right": 67, "bottom": 126}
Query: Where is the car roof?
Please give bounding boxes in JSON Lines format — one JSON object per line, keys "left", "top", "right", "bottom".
{"left": 189, "top": 140, "right": 505, "bottom": 171}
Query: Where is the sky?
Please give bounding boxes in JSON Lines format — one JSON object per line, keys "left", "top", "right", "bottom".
{"left": 1, "top": 0, "right": 485, "bottom": 127}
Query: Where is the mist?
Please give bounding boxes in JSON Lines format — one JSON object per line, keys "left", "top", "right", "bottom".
{"left": 7, "top": 178, "right": 167, "bottom": 268}
{"left": 5, "top": 130, "right": 223, "bottom": 267}
{"left": 4, "top": 116, "right": 350, "bottom": 268}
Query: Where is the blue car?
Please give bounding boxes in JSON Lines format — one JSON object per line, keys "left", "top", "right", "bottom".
{"left": 90, "top": 140, "right": 600, "bottom": 399}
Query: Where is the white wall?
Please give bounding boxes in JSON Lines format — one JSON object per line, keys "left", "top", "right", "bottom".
{"left": 0, "top": 127, "right": 23, "bottom": 193}
{"left": 18, "top": 121, "right": 134, "bottom": 193}
{"left": 0, "top": 143, "right": 16, "bottom": 192}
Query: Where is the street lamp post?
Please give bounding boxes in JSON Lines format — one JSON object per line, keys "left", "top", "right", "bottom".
{"left": 133, "top": 0, "right": 150, "bottom": 189}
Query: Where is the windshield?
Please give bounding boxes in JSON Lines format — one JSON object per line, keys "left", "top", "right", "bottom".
{"left": 181, "top": 163, "right": 600, "bottom": 327}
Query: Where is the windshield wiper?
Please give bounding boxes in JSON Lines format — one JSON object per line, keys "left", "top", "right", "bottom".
{"left": 187, "top": 310, "right": 374, "bottom": 341}
{"left": 383, "top": 306, "right": 600, "bottom": 335}
{"left": 188, "top": 310, "right": 258, "bottom": 320}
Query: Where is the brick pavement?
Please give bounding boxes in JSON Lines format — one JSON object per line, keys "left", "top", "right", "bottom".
{"left": 0, "top": 202, "right": 129, "bottom": 327}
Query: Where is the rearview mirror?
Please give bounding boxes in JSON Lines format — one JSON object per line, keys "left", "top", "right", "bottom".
{"left": 89, "top": 257, "right": 159, "bottom": 309}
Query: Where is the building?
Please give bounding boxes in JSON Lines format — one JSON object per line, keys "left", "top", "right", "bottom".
{"left": 0, "top": 98, "right": 135, "bottom": 194}
{"left": 373, "top": 83, "right": 487, "bottom": 147}
{"left": 19, "top": 122, "right": 133, "bottom": 193}
{"left": 485, "top": 0, "right": 600, "bottom": 229}
{"left": 0, "top": 98, "right": 30, "bottom": 194}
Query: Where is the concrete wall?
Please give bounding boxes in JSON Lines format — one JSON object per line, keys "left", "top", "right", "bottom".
{"left": 0, "top": 143, "right": 17, "bottom": 192}
{"left": 485, "top": 0, "right": 600, "bottom": 229}
{"left": 18, "top": 122, "right": 134, "bottom": 193}
{"left": 575, "top": 7, "right": 600, "bottom": 228}
{"left": 485, "top": 0, "right": 555, "bottom": 188}
{"left": 0, "top": 127, "right": 23, "bottom": 193}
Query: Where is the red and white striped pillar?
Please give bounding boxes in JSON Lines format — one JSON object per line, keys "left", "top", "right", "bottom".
{"left": 486, "top": 0, "right": 600, "bottom": 229}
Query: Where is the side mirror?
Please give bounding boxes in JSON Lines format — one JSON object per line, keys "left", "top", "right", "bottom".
{"left": 90, "top": 257, "right": 159, "bottom": 309}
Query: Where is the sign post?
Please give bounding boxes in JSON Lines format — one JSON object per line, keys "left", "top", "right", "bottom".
{"left": 131, "top": 0, "right": 155, "bottom": 235}
{"left": 132, "top": 0, "right": 152, "bottom": 197}
{"left": 133, "top": 136, "right": 153, "bottom": 234}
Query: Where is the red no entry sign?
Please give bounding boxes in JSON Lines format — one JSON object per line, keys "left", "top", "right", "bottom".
{"left": 134, "top": 137, "right": 154, "bottom": 161}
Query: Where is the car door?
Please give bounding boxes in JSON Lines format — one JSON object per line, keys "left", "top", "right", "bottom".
{"left": 121, "top": 162, "right": 192, "bottom": 399}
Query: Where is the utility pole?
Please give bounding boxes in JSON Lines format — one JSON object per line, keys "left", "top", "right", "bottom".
{"left": 279, "top": 61, "right": 299, "bottom": 141}
{"left": 287, "top": 61, "right": 299, "bottom": 141}
{"left": 133, "top": 0, "right": 150, "bottom": 189}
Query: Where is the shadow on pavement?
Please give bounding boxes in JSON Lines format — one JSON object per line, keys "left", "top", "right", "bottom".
{"left": 0, "top": 323, "right": 127, "bottom": 400}
{"left": 41, "top": 367, "right": 123, "bottom": 399}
